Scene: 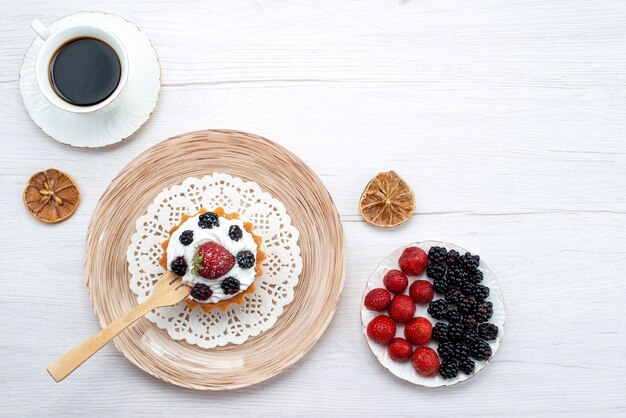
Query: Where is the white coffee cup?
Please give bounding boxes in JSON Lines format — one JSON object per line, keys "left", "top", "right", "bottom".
{"left": 30, "top": 18, "right": 129, "bottom": 114}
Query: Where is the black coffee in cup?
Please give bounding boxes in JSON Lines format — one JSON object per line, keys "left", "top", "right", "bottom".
{"left": 49, "top": 37, "right": 121, "bottom": 106}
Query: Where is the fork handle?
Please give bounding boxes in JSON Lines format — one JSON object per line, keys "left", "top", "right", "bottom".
{"left": 47, "top": 298, "right": 157, "bottom": 382}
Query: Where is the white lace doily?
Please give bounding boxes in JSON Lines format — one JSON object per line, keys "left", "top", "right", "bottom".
{"left": 127, "top": 173, "right": 302, "bottom": 348}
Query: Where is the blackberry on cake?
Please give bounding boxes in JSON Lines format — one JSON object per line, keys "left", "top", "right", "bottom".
{"left": 228, "top": 225, "right": 243, "bottom": 241}
{"left": 179, "top": 230, "right": 194, "bottom": 246}
{"left": 197, "top": 211, "right": 219, "bottom": 229}
{"left": 237, "top": 250, "right": 256, "bottom": 269}
{"left": 221, "top": 277, "right": 241, "bottom": 295}
{"left": 170, "top": 256, "right": 188, "bottom": 276}
{"left": 190, "top": 283, "right": 212, "bottom": 301}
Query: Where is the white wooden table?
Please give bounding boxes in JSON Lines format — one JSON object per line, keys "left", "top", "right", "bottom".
{"left": 2, "top": 1, "right": 626, "bottom": 416}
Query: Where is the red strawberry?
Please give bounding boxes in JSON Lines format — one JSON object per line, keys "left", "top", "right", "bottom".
{"left": 366, "top": 315, "right": 396, "bottom": 344}
{"left": 398, "top": 246, "right": 429, "bottom": 276}
{"left": 404, "top": 317, "right": 432, "bottom": 345}
{"left": 383, "top": 269, "right": 408, "bottom": 293}
{"left": 388, "top": 338, "right": 413, "bottom": 362}
{"left": 412, "top": 346, "right": 440, "bottom": 377}
{"left": 409, "top": 280, "right": 434, "bottom": 304}
{"left": 388, "top": 294, "right": 416, "bottom": 323}
{"left": 364, "top": 288, "right": 391, "bottom": 311}
{"left": 192, "top": 242, "right": 235, "bottom": 279}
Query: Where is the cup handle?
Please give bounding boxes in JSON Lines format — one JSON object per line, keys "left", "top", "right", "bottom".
{"left": 30, "top": 18, "right": 52, "bottom": 40}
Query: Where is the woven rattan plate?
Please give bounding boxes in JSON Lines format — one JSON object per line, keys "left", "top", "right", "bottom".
{"left": 86, "top": 130, "right": 345, "bottom": 390}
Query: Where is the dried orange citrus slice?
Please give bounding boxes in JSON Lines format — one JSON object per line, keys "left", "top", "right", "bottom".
{"left": 359, "top": 171, "right": 415, "bottom": 227}
{"left": 23, "top": 168, "right": 80, "bottom": 223}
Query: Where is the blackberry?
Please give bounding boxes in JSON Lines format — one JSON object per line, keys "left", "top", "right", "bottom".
{"left": 228, "top": 225, "right": 243, "bottom": 241}
{"left": 445, "top": 288, "right": 462, "bottom": 304}
{"left": 428, "top": 246, "right": 448, "bottom": 263}
{"left": 437, "top": 341, "right": 456, "bottom": 360}
{"left": 170, "top": 256, "right": 188, "bottom": 276}
{"left": 474, "top": 284, "right": 490, "bottom": 302}
{"left": 464, "top": 330, "right": 479, "bottom": 346}
{"left": 454, "top": 341, "right": 469, "bottom": 360}
{"left": 432, "top": 277, "right": 448, "bottom": 294}
{"left": 460, "top": 280, "right": 475, "bottom": 296}
{"left": 432, "top": 322, "right": 449, "bottom": 342}
{"left": 446, "top": 249, "right": 461, "bottom": 265}
{"left": 427, "top": 299, "right": 449, "bottom": 320}
{"left": 458, "top": 358, "right": 475, "bottom": 375}
{"left": 478, "top": 323, "right": 499, "bottom": 341}
{"left": 469, "top": 270, "right": 484, "bottom": 284}
{"left": 460, "top": 252, "right": 480, "bottom": 273}
{"left": 471, "top": 340, "right": 492, "bottom": 361}
{"left": 445, "top": 309, "right": 462, "bottom": 324}
{"left": 439, "top": 360, "right": 459, "bottom": 379}
{"left": 447, "top": 322, "right": 464, "bottom": 342}
{"left": 426, "top": 263, "right": 446, "bottom": 280}
{"left": 236, "top": 250, "right": 256, "bottom": 269}
{"left": 475, "top": 301, "right": 494, "bottom": 323}
{"left": 179, "top": 230, "right": 194, "bottom": 246}
{"left": 198, "top": 212, "right": 219, "bottom": 229}
{"left": 463, "top": 315, "right": 479, "bottom": 331}
{"left": 457, "top": 296, "right": 477, "bottom": 315}
{"left": 190, "top": 283, "right": 213, "bottom": 301}
{"left": 221, "top": 277, "right": 241, "bottom": 295}
{"left": 447, "top": 264, "right": 468, "bottom": 287}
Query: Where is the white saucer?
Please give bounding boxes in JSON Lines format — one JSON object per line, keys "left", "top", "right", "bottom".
{"left": 19, "top": 12, "right": 161, "bottom": 148}
{"left": 361, "top": 241, "right": 505, "bottom": 387}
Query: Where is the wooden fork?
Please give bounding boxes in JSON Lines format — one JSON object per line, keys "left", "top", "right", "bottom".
{"left": 47, "top": 271, "right": 189, "bottom": 382}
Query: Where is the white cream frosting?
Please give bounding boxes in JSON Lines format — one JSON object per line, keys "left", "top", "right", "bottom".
{"left": 166, "top": 213, "right": 258, "bottom": 304}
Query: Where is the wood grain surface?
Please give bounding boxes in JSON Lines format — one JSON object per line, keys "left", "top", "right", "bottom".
{"left": 1, "top": 0, "right": 626, "bottom": 416}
